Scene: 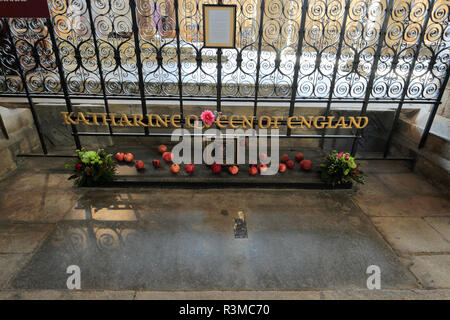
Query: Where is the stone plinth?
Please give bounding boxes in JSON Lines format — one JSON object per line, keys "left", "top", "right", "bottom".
{"left": 0, "top": 106, "right": 40, "bottom": 179}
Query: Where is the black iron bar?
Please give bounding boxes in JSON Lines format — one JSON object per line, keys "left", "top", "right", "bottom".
{"left": 0, "top": 113, "right": 8, "bottom": 139}
{"left": 74, "top": 131, "right": 358, "bottom": 139}
{"left": 16, "top": 153, "right": 77, "bottom": 158}
{"left": 0, "top": 93, "right": 440, "bottom": 104}
{"left": 350, "top": 0, "right": 394, "bottom": 156}
{"left": 4, "top": 18, "right": 48, "bottom": 153}
{"left": 215, "top": 0, "right": 225, "bottom": 112}
{"left": 216, "top": 48, "right": 222, "bottom": 112}
{"left": 86, "top": 0, "right": 113, "bottom": 135}
{"left": 174, "top": 0, "right": 184, "bottom": 120}
{"left": 129, "top": 0, "right": 149, "bottom": 135}
{"left": 286, "top": 0, "right": 309, "bottom": 136}
{"left": 46, "top": 17, "right": 82, "bottom": 150}
{"left": 46, "top": 18, "right": 81, "bottom": 150}
{"left": 383, "top": 0, "right": 435, "bottom": 157}
{"left": 253, "top": 0, "right": 266, "bottom": 117}
{"left": 319, "top": 0, "right": 351, "bottom": 149}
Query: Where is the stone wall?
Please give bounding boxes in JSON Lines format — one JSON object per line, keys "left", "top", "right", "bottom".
{"left": 0, "top": 106, "right": 40, "bottom": 179}
{"left": 392, "top": 81, "right": 450, "bottom": 192}
{"left": 438, "top": 81, "right": 450, "bottom": 119}
{"left": 34, "top": 103, "right": 113, "bottom": 148}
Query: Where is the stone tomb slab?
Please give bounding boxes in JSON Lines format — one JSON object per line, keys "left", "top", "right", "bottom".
{"left": 11, "top": 189, "right": 417, "bottom": 290}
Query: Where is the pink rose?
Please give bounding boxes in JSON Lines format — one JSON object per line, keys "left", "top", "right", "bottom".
{"left": 201, "top": 110, "right": 215, "bottom": 126}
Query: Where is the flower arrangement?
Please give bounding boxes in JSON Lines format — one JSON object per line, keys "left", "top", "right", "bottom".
{"left": 200, "top": 109, "right": 216, "bottom": 126}
{"left": 65, "top": 148, "right": 116, "bottom": 187}
{"left": 320, "top": 150, "right": 364, "bottom": 186}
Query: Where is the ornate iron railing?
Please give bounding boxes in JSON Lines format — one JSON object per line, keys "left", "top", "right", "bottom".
{"left": 0, "top": 0, "right": 449, "bottom": 157}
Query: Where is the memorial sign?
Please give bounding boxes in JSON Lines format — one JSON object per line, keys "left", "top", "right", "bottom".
{"left": 203, "top": 4, "right": 236, "bottom": 48}
{"left": 60, "top": 112, "right": 369, "bottom": 130}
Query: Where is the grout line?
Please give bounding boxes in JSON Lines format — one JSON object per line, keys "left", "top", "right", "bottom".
{"left": 0, "top": 221, "right": 57, "bottom": 225}
{"left": 407, "top": 252, "right": 450, "bottom": 256}
{"left": 422, "top": 217, "right": 450, "bottom": 244}
{"left": 2, "top": 253, "right": 33, "bottom": 291}
{"left": 347, "top": 196, "right": 424, "bottom": 289}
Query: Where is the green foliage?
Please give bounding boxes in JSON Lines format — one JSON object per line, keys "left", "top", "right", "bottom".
{"left": 65, "top": 148, "right": 116, "bottom": 187}
{"left": 320, "top": 150, "right": 365, "bottom": 186}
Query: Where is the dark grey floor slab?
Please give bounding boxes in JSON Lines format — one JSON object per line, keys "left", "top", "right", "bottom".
{"left": 11, "top": 190, "right": 417, "bottom": 290}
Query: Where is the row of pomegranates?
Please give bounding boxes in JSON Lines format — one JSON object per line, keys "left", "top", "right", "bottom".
{"left": 114, "top": 145, "right": 312, "bottom": 175}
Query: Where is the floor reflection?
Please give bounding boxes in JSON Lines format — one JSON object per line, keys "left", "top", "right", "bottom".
{"left": 12, "top": 193, "right": 146, "bottom": 289}
{"left": 65, "top": 193, "right": 139, "bottom": 222}
{"left": 12, "top": 191, "right": 417, "bottom": 290}
{"left": 52, "top": 192, "right": 142, "bottom": 251}
{"left": 51, "top": 223, "right": 141, "bottom": 254}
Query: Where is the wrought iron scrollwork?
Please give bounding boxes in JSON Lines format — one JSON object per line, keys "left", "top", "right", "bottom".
{"left": 297, "top": 0, "right": 346, "bottom": 98}
{"left": 90, "top": 0, "right": 139, "bottom": 95}
{"left": 136, "top": 0, "right": 179, "bottom": 96}
{"left": 333, "top": 0, "right": 387, "bottom": 98}
{"left": 7, "top": 17, "right": 61, "bottom": 94}
{"left": 258, "top": 0, "right": 301, "bottom": 98}
{"left": 408, "top": 0, "right": 449, "bottom": 99}
{"left": 0, "top": 19, "right": 23, "bottom": 93}
{"left": 178, "top": 0, "right": 217, "bottom": 97}
{"left": 221, "top": 0, "right": 259, "bottom": 98}
{"left": 371, "top": 0, "right": 428, "bottom": 99}
{"left": 0, "top": 0, "right": 449, "bottom": 103}
{"left": 49, "top": 0, "right": 102, "bottom": 95}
